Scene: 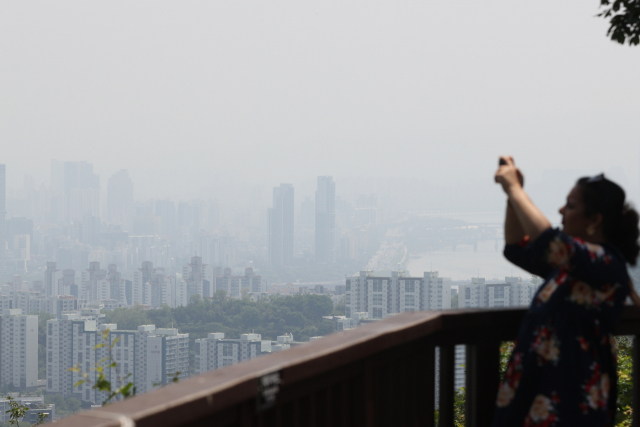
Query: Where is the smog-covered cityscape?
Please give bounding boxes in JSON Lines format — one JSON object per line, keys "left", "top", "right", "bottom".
{"left": 1, "top": 1, "right": 639, "bottom": 425}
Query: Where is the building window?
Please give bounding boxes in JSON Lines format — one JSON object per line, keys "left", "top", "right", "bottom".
{"left": 223, "top": 343, "right": 233, "bottom": 357}
{"left": 48, "top": 352, "right": 52, "bottom": 362}
{"left": 195, "top": 344, "right": 200, "bottom": 355}
{"left": 86, "top": 334, "right": 90, "bottom": 345}
{"left": 373, "top": 280, "right": 382, "bottom": 292}
{"left": 495, "top": 287, "right": 504, "bottom": 298}
{"left": 405, "top": 295, "right": 415, "bottom": 306}
{"left": 222, "top": 358, "right": 233, "bottom": 367}
{"left": 373, "top": 294, "right": 383, "bottom": 306}
{"left": 465, "top": 288, "right": 471, "bottom": 298}
{"left": 373, "top": 308, "right": 383, "bottom": 319}
{"left": 405, "top": 282, "right": 415, "bottom": 293}
{"left": 345, "top": 280, "right": 351, "bottom": 291}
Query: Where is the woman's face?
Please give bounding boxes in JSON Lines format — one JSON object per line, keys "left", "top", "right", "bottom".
{"left": 559, "top": 186, "right": 593, "bottom": 239}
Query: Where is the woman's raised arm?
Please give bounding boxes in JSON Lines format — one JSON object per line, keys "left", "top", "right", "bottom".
{"left": 495, "top": 156, "right": 551, "bottom": 242}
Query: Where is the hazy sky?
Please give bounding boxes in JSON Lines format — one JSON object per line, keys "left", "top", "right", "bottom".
{"left": 1, "top": 1, "right": 639, "bottom": 208}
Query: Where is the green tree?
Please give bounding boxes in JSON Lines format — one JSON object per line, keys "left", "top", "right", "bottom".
{"left": 599, "top": 0, "right": 640, "bottom": 45}
{"left": 103, "top": 305, "right": 149, "bottom": 330}
{"left": 4, "top": 396, "right": 47, "bottom": 427}
{"left": 616, "top": 336, "right": 633, "bottom": 426}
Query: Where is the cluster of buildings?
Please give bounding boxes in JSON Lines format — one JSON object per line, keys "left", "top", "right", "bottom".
{"left": 0, "top": 256, "right": 266, "bottom": 322}
{"left": 342, "top": 270, "right": 541, "bottom": 392}
{"left": 194, "top": 333, "right": 301, "bottom": 374}
{"left": 268, "top": 176, "right": 379, "bottom": 268}
{"left": 46, "top": 315, "right": 189, "bottom": 402}
{"left": 0, "top": 395, "right": 55, "bottom": 424}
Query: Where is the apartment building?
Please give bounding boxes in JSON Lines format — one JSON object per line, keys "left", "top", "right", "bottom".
{"left": 195, "top": 333, "right": 269, "bottom": 375}
{"left": 345, "top": 270, "right": 451, "bottom": 319}
{"left": 215, "top": 268, "right": 265, "bottom": 298}
{"left": 47, "top": 315, "right": 189, "bottom": 402}
{"left": 0, "top": 309, "right": 37, "bottom": 390}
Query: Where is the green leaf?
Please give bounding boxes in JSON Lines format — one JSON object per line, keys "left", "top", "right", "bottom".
{"left": 73, "top": 380, "right": 86, "bottom": 388}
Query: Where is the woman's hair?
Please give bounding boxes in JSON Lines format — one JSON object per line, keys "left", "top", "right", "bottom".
{"left": 577, "top": 174, "right": 640, "bottom": 265}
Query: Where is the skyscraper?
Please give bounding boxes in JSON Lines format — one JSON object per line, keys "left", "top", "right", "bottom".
{"left": 268, "top": 184, "right": 294, "bottom": 268}
{"left": 0, "top": 164, "right": 5, "bottom": 275}
{"left": 315, "top": 176, "right": 336, "bottom": 263}
{"left": 62, "top": 161, "right": 100, "bottom": 222}
{"left": 107, "top": 170, "right": 134, "bottom": 229}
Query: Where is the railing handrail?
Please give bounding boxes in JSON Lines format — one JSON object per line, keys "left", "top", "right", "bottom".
{"left": 52, "top": 306, "right": 640, "bottom": 427}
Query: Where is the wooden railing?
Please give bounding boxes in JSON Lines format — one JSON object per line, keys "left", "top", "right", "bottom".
{"left": 53, "top": 307, "right": 640, "bottom": 427}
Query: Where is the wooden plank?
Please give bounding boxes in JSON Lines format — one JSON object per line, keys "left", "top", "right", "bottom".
{"left": 466, "top": 338, "right": 501, "bottom": 427}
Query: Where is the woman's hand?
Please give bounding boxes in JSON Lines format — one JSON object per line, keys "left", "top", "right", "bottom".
{"left": 495, "top": 156, "right": 524, "bottom": 195}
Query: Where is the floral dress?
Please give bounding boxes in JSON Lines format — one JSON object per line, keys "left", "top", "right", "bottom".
{"left": 491, "top": 228, "right": 630, "bottom": 427}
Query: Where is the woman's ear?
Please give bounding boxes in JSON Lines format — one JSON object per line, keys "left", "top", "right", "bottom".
{"left": 591, "top": 213, "right": 604, "bottom": 230}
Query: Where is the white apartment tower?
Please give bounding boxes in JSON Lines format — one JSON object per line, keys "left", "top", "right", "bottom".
{"left": 215, "top": 268, "right": 265, "bottom": 299}
{"left": 0, "top": 309, "right": 38, "bottom": 389}
{"left": 345, "top": 271, "right": 451, "bottom": 319}
{"left": 47, "top": 317, "right": 188, "bottom": 402}
{"left": 195, "top": 333, "right": 268, "bottom": 375}
{"left": 182, "top": 256, "right": 215, "bottom": 300}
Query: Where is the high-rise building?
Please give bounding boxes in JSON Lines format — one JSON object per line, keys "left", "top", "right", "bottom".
{"left": 0, "top": 309, "right": 38, "bottom": 390}
{"left": 268, "top": 184, "right": 294, "bottom": 268}
{"left": 215, "top": 268, "right": 265, "bottom": 298}
{"left": 44, "top": 262, "right": 63, "bottom": 297}
{"left": 47, "top": 317, "right": 188, "bottom": 402}
{"left": 0, "top": 164, "right": 5, "bottom": 275}
{"left": 132, "top": 261, "right": 154, "bottom": 306}
{"left": 315, "top": 176, "right": 336, "bottom": 263}
{"left": 345, "top": 270, "right": 451, "bottom": 319}
{"left": 182, "top": 256, "right": 215, "bottom": 300}
{"left": 195, "top": 333, "right": 269, "bottom": 374}
{"left": 62, "top": 161, "right": 100, "bottom": 222}
{"left": 107, "top": 170, "right": 134, "bottom": 229}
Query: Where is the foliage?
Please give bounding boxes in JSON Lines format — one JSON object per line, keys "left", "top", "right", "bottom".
{"left": 434, "top": 389, "right": 466, "bottom": 427}
{"left": 616, "top": 336, "right": 634, "bottom": 426}
{"left": 3, "top": 396, "right": 47, "bottom": 427}
{"left": 599, "top": 0, "right": 640, "bottom": 45}
{"left": 69, "top": 328, "right": 136, "bottom": 406}
{"left": 332, "top": 297, "right": 345, "bottom": 316}
{"left": 451, "top": 294, "right": 458, "bottom": 309}
{"left": 104, "top": 293, "right": 335, "bottom": 375}
{"left": 500, "top": 341, "right": 515, "bottom": 375}
{"left": 32, "top": 312, "right": 54, "bottom": 380}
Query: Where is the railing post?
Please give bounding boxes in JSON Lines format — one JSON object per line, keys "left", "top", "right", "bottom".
{"left": 438, "top": 344, "right": 455, "bottom": 427}
{"left": 421, "top": 340, "right": 436, "bottom": 427}
{"left": 466, "top": 338, "right": 501, "bottom": 427}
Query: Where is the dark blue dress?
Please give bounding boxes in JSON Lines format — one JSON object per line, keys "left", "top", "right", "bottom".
{"left": 491, "top": 228, "right": 629, "bottom": 427}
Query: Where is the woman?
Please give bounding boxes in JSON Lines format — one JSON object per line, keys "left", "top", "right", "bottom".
{"left": 492, "top": 156, "right": 640, "bottom": 426}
